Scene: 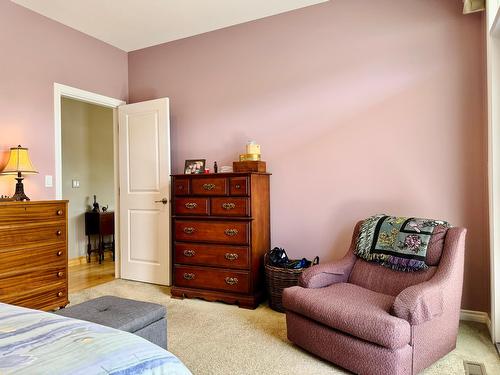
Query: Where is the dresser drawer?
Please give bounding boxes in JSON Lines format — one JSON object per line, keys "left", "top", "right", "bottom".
{"left": 0, "top": 244, "right": 66, "bottom": 273}
{"left": 0, "top": 266, "right": 66, "bottom": 302}
{"left": 191, "top": 177, "right": 228, "bottom": 196}
{"left": 0, "top": 202, "right": 66, "bottom": 224}
{"left": 174, "top": 242, "right": 249, "bottom": 269}
{"left": 174, "top": 198, "right": 209, "bottom": 216}
{"left": 174, "top": 265, "right": 250, "bottom": 294}
{"left": 0, "top": 223, "right": 66, "bottom": 250}
{"left": 211, "top": 198, "right": 249, "bottom": 217}
{"left": 2, "top": 285, "right": 68, "bottom": 311}
{"left": 230, "top": 177, "right": 249, "bottom": 196}
{"left": 174, "top": 178, "right": 190, "bottom": 196}
{"left": 175, "top": 220, "right": 249, "bottom": 244}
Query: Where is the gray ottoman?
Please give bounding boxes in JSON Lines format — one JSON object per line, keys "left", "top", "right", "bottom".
{"left": 55, "top": 296, "right": 167, "bottom": 349}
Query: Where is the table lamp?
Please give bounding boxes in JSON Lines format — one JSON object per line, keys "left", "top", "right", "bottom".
{"left": 0, "top": 145, "right": 38, "bottom": 201}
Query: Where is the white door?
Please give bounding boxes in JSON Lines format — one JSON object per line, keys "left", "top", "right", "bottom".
{"left": 118, "top": 98, "right": 171, "bottom": 285}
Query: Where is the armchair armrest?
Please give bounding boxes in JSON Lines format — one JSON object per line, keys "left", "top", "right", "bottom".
{"left": 299, "top": 252, "right": 356, "bottom": 288}
{"left": 391, "top": 282, "right": 444, "bottom": 325}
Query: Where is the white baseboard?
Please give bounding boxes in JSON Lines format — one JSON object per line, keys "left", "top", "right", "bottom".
{"left": 460, "top": 309, "right": 492, "bottom": 334}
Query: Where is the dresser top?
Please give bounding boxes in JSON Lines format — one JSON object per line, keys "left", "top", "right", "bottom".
{"left": 0, "top": 200, "right": 68, "bottom": 206}
{"left": 171, "top": 172, "right": 271, "bottom": 178}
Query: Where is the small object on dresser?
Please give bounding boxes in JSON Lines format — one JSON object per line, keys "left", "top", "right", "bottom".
{"left": 265, "top": 248, "right": 319, "bottom": 312}
{"left": 184, "top": 159, "right": 206, "bottom": 174}
{"left": 0, "top": 145, "right": 38, "bottom": 201}
{"left": 219, "top": 165, "right": 233, "bottom": 173}
{"left": 239, "top": 153, "right": 261, "bottom": 161}
{"left": 92, "top": 195, "right": 100, "bottom": 212}
{"left": 233, "top": 160, "right": 267, "bottom": 173}
{"left": 246, "top": 140, "right": 261, "bottom": 155}
{"left": 0, "top": 195, "right": 13, "bottom": 201}
{"left": 102, "top": 205, "right": 108, "bottom": 212}
{"left": 240, "top": 141, "right": 261, "bottom": 161}
{"left": 213, "top": 161, "right": 218, "bottom": 173}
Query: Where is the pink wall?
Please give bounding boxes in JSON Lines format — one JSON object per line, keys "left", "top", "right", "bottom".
{"left": 129, "top": 0, "right": 489, "bottom": 311}
{"left": 0, "top": 1, "right": 128, "bottom": 199}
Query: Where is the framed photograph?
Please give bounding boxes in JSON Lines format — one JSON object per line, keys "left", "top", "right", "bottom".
{"left": 184, "top": 159, "right": 206, "bottom": 174}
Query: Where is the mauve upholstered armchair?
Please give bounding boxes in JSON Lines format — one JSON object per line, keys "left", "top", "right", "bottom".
{"left": 283, "top": 221, "right": 466, "bottom": 375}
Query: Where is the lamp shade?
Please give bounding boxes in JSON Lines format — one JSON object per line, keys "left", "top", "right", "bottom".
{"left": 1, "top": 145, "right": 38, "bottom": 175}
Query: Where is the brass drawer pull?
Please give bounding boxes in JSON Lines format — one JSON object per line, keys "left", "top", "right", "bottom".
{"left": 183, "top": 272, "right": 195, "bottom": 280}
{"left": 57, "top": 291, "right": 63, "bottom": 297}
{"left": 185, "top": 202, "right": 198, "bottom": 209}
{"left": 225, "top": 277, "right": 238, "bottom": 286}
{"left": 56, "top": 230, "right": 62, "bottom": 236}
{"left": 56, "top": 210, "right": 63, "bottom": 216}
{"left": 222, "top": 203, "right": 236, "bottom": 210}
{"left": 203, "top": 183, "right": 216, "bottom": 191}
{"left": 57, "top": 271, "right": 64, "bottom": 277}
{"left": 224, "top": 229, "right": 239, "bottom": 236}
{"left": 235, "top": 184, "right": 241, "bottom": 189}
{"left": 225, "top": 253, "right": 239, "bottom": 261}
{"left": 183, "top": 227, "right": 195, "bottom": 234}
{"left": 183, "top": 249, "right": 196, "bottom": 257}
{"left": 57, "top": 251, "right": 63, "bottom": 256}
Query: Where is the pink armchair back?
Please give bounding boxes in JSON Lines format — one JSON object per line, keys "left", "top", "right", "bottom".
{"left": 348, "top": 222, "right": 448, "bottom": 296}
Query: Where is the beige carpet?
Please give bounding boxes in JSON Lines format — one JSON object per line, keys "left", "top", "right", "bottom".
{"left": 70, "top": 279, "right": 500, "bottom": 375}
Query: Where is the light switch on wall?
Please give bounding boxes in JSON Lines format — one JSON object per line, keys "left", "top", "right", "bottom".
{"left": 72, "top": 179, "right": 80, "bottom": 188}
{"left": 45, "top": 175, "right": 53, "bottom": 187}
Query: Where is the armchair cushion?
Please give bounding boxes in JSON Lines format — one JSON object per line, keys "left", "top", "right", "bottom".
{"left": 283, "top": 282, "right": 411, "bottom": 349}
{"left": 392, "top": 282, "right": 444, "bottom": 325}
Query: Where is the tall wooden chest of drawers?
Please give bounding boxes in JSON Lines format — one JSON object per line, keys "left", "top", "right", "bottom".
{"left": 171, "top": 172, "right": 270, "bottom": 309}
{"left": 0, "top": 200, "right": 69, "bottom": 311}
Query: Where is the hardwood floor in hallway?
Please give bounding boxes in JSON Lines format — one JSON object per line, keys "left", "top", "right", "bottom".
{"left": 69, "top": 255, "right": 115, "bottom": 293}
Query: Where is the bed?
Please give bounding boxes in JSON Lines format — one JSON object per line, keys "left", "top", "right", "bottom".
{"left": 0, "top": 302, "right": 191, "bottom": 375}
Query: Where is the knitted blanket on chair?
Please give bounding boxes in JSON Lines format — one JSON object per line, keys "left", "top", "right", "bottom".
{"left": 354, "top": 214, "right": 450, "bottom": 272}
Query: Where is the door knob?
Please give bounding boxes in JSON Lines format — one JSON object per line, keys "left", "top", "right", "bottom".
{"left": 155, "top": 198, "right": 168, "bottom": 204}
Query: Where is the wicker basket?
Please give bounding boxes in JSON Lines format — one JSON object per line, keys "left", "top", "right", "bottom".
{"left": 265, "top": 254, "right": 306, "bottom": 312}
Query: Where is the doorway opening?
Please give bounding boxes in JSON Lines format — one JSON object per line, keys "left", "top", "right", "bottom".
{"left": 61, "top": 97, "right": 115, "bottom": 292}
{"left": 54, "top": 83, "right": 125, "bottom": 293}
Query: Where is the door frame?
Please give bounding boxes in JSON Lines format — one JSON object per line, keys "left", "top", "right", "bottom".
{"left": 53, "top": 83, "right": 125, "bottom": 278}
{"left": 488, "top": 1, "right": 500, "bottom": 344}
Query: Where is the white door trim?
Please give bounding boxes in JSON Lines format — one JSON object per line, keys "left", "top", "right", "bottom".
{"left": 487, "top": 1, "right": 500, "bottom": 343}
{"left": 53, "top": 83, "right": 126, "bottom": 278}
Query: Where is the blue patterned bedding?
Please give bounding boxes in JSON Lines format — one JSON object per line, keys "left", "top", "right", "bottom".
{"left": 0, "top": 303, "right": 191, "bottom": 375}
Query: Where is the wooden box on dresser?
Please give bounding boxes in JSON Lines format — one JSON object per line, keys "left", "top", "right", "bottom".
{"left": 0, "top": 200, "right": 68, "bottom": 311}
{"left": 171, "top": 172, "right": 270, "bottom": 309}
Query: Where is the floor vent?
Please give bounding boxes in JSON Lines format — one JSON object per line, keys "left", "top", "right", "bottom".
{"left": 464, "top": 361, "right": 487, "bottom": 375}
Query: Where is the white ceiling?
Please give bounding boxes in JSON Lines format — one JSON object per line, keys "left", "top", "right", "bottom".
{"left": 11, "top": 0, "right": 328, "bottom": 52}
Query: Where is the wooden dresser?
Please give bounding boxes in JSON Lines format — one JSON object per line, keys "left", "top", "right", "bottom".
{"left": 171, "top": 172, "right": 270, "bottom": 309}
{"left": 0, "top": 200, "right": 68, "bottom": 311}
